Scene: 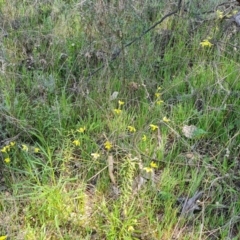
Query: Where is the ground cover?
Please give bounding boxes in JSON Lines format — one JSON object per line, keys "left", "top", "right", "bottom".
{"left": 0, "top": 0, "right": 240, "bottom": 239}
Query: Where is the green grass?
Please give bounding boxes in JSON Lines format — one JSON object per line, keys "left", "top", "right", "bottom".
{"left": 0, "top": 0, "right": 240, "bottom": 239}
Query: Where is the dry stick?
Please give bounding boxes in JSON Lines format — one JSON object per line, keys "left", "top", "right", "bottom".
{"left": 86, "top": 0, "right": 183, "bottom": 82}
{"left": 107, "top": 154, "right": 116, "bottom": 185}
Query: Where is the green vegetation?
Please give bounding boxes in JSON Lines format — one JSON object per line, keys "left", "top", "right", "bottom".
{"left": 0, "top": 0, "right": 240, "bottom": 239}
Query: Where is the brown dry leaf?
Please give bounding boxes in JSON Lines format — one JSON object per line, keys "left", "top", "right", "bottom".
{"left": 128, "top": 81, "right": 140, "bottom": 91}
{"left": 107, "top": 155, "right": 116, "bottom": 185}
{"left": 182, "top": 125, "right": 197, "bottom": 139}
{"left": 185, "top": 153, "right": 196, "bottom": 160}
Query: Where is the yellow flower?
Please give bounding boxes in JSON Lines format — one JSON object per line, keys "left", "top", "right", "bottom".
{"left": 104, "top": 141, "right": 112, "bottom": 150}
{"left": 149, "top": 124, "right": 158, "bottom": 131}
{"left": 163, "top": 116, "right": 170, "bottom": 123}
{"left": 157, "top": 86, "right": 162, "bottom": 91}
{"left": 1, "top": 145, "right": 11, "bottom": 153}
{"left": 118, "top": 100, "right": 124, "bottom": 106}
{"left": 1, "top": 146, "right": 7, "bottom": 153}
{"left": 22, "top": 144, "right": 28, "bottom": 152}
{"left": 127, "top": 126, "right": 136, "bottom": 133}
{"left": 10, "top": 141, "right": 16, "bottom": 147}
{"left": 128, "top": 226, "right": 135, "bottom": 232}
{"left": 156, "top": 100, "right": 164, "bottom": 105}
{"left": 34, "top": 147, "right": 40, "bottom": 153}
{"left": 216, "top": 10, "right": 224, "bottom": 19}
{"left": 150, "top": 161, "right": 157, "bottom": 168}
{"left": 155, "top": 92, "right": 161, "bottom": 98}
{"left": 113, "top": 109, "right": 122, "bottom": 114}
{"left": 72, "top": 140, "right": 80, "bottom": 146}
{"left": 0, "top": 235, "right": 8, "bottom": 240}
{"left": 200, "top": 39, "right": 213, "bottom": 47}
{"left": 142, "top": 134, "right": 147, "bottom": 141}
{"left": 91, "top": 152, "right": 100, "bottom": 159}
{"left": 77, "top": 127, "right": 86, "bottom": 133}
{"left": 143, "top": 167, "right": 153, "bottom": 173}
{"left": 4, "top": 157, "right": 10, "bottom": 163}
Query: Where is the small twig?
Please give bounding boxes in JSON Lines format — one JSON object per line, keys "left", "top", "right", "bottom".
{"left": 87, "top": 166, "right": 108, "bottom": 183}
